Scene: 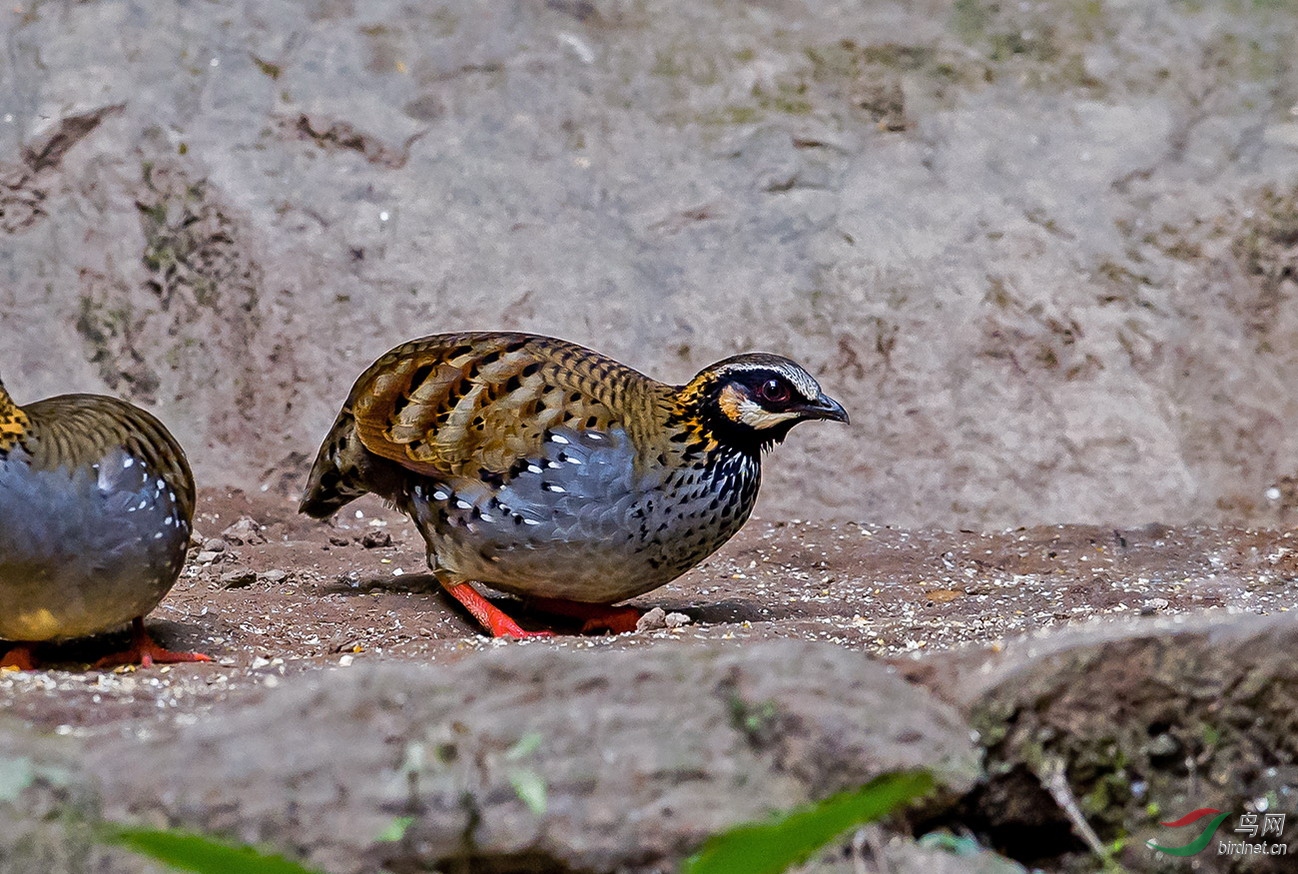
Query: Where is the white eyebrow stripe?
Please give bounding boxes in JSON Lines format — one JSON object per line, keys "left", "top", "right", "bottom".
{"left": 721, "top": 362, "right": 822, "bottom": 401}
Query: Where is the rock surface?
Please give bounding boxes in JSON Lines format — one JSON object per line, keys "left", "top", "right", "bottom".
{"left": 4, "top": 3, "right": 1298, "bottom": 870}
{"left": 9, "top": 606, "right": 1298, "bottom": 873}
{"left": 944, "top": 613, "right": 1298, "bottom": 873}
{"left": 2, "top": 506, "right": 1297, "bottom": 872}
{"left": 7, "top": 489, "right": 1296, "bottom": 729}
{"left": 3, "top": 0, "right": 1298, "bottom": 527}
{"left": 1, "top": 640, "right": 978, "bottom": 874}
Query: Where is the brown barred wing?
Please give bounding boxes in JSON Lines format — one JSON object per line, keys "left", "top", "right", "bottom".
{"left": 349, "top": 332, "right": 652, "bottom": 480}
{"left": 20, "top": 394, "right": 195, "bottom": 524}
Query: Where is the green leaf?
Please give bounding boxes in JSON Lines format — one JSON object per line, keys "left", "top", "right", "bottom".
{"left": 505, "top": 731, "right": 544, "bottom": 761}
{"left": 682, "top": 770, "right": 934, "bottom": 874}
{"left": 508, "top": 768, "right": 548, "bottom": 816}
{"left": 102, "top": 826, "right": 324, "bottom": 874}
{"left": 376, "top": 816, "right": 414, "bottom": 843}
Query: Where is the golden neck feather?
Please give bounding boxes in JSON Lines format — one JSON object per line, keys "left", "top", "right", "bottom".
{"left": 0, "top": 381, "right": 30, "bottom": 452}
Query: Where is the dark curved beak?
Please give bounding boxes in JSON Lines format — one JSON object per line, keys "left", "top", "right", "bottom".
{"left": 800, "top": 393, "right": 849, "bottom": 424}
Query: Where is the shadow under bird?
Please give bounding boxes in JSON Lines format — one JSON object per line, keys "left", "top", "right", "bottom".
{"left": 300, "top": 332, "right": 848, "bottom": 637}
{"left": 0, "top": 377, "right": 210, "bottom": 669}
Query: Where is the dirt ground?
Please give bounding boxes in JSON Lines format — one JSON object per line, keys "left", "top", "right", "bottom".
{"left": 4, "top": 487, "right": 1295, "bottom": 733}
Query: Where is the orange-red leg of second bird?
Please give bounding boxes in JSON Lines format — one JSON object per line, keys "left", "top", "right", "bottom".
{"left": 441, "top": 580, "right": 555, "bottom": 639}
{"left": 0, "top": 644, "right": 38, "bottom": 671}
{"left": 526, "top": 597, "right": 643, "bottom": 635}
{"left": 94, "top": 617, "right": 213, "bottom": 669}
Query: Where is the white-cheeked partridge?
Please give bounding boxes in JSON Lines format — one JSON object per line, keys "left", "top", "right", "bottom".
{"left": 299, "top": 332, "right": 848, "bottom": 637}
{"left": 0, "top": 377, "right": 209, "bottom": 669}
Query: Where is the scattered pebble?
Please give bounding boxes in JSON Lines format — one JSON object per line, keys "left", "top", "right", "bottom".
{"left": 636, "top": 607, "right": 667, "bottom": 631}
{"left": 220, "top": 570, "right": 257, "bottom": 589}
{"left": 12, "top": 493, "right": 1298, "bottom": 739}
{"left": 1140, "top": 598, "right": 1170, "bottom": 615}
{"left": 222, "top": 516, "right": 268, "bottom": 545}
{"left": 361, "top": 530, "right": 392, "bottom": 549}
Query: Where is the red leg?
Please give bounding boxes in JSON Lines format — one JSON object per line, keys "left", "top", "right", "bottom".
{"left": 526, "top": 597, "right": 643, "bottom": 635}
{"left": 441, "top": 580, "right": 554, "bottom": 639}
{"left": 0, "top": 644, "right": 38, "bottom": 671}
{"left": 94, "top": 617, "right": 213, "bottom": 669}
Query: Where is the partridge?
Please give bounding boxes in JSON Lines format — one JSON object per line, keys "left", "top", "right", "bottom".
{"left": 300, "top": 332, "right": 848, "bottom": 637}
{"left": 0, "top": 378, "right": 209, "bottom": 669}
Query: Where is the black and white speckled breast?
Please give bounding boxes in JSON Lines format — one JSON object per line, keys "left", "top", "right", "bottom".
{"left": 0, "top": 443, "right": 191, "bottom": 641}
{"left": 403, "top": 426, "right": 761, "bottom": 602}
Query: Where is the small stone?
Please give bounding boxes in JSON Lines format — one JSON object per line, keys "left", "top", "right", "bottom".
{"left": 1146, "top": 733, "right": 1180, "bottom": 757}
{"left": 220, "top": 570, "right": 257, "bottom": 589}
{"left": 261, "top": 569, "right": 288, "bottom": 584}
{"left": 664, "top": 612, "right": 692, "bottom": 628}
{"left": 222, "top": 515, "right": 267, "bottom": 545}
{"left": 361, "top": 530, "right": 392, "bottom": 549}
{"left": 636, "top": 607, "right": 667, "bottom": 631}
{"left": 1140, "top": 598, "right": 1170, "bottom": 615}
{"left": 332, "top": 636, "right": 362, "bottom": 653}
{"left": 328, "top": 536, "right": 350, "bottom": 547}
{"left": 195, "top": 550, "right": 222, "bottom": 564}
{"left": 202, "top": 539, "right": 226, "bottom": 553}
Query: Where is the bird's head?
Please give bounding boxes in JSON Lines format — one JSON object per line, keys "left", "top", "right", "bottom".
{"left": 681, "top": 353, "right": 848, "bottom": 452}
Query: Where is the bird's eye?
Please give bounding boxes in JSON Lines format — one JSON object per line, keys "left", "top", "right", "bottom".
{"left": 757, "top": 378, "right": 791, "bottom": 404}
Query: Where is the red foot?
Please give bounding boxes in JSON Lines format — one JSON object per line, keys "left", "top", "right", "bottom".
{"left": 527, "top": 597, "right": 643, "bottom": 635}
{"left": 443, "top": 582, "right": 555, "bottom": 639}
{"left": 0, "top": 644, "right": 38, "bottom": 671}
{"left": 94, "top": 617, "right": 213, "bottom": 669}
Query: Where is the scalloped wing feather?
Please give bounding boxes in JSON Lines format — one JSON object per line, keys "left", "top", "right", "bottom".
{"left": 349, "top": 333, "right": 659, "bottom": 480}
{"left": 16, "top": 394, "right": 195, "bottom": 524}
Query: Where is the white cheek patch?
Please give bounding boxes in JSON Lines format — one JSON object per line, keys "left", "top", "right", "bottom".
{"left": 737, "top": 398, "right": 800, "bottom": 430}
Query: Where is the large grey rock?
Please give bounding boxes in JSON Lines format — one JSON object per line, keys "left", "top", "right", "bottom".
{"left": 942, "top": 614, "right": 1298, "bottom": 873}
{"left": 3, "top": 1, "right": 1298, "bottom": 527}
{"left": 0, "top": 722, "right": 161, "bottom": 874}
{"left": 800, "top": 829, "right": 1030, "bottom": 874}
{"left": 877, "top": 835, "right": 1029, "bottom": 874}
{"left": 0, "top": 641, "right": 977, "bottom": 874}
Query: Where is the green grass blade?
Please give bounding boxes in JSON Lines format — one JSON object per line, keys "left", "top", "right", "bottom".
{"left": 682, "top": 770, "right": 934, "bottom": 874}
{"left": 102, "top": 826, "right": 324, "bottom": 874}
{"left": 375, "top": 816, "right": 415, "bottom": 843}
{"left": 508, "top": 768, "right": 549, "bottom": 816}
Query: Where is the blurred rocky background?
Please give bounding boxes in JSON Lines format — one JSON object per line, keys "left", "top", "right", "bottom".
{"left": 3, "top": 0, "right": 1298, "bottom": 528}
